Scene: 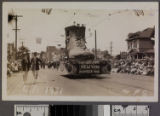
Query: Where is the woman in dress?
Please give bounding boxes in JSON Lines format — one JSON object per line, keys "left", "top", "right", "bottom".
{"left": 21, "top": 53, "right": 30, "bottom": 85}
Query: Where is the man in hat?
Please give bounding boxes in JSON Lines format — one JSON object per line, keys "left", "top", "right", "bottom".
{"left": 31, "top": 52, "right": 41, "bottom": 84}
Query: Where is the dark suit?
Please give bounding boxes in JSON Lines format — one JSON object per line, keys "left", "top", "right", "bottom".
{"left": 21, "top": 58, "right": 30, "bottom": 71}
{"left": 31, "top": 57, "right": 41, "bottom": 70}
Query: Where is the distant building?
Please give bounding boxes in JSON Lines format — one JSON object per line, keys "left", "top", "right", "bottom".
{"left": 46, "top": 46, "right": 65, "bottom": 62}
{"left": 40, "top": 51, "right": 47, "bottom": 60}
{"left": 126, "top": 27, "right": 154, "bottom": 59}
{"left": 7, "top": 43, "right": 15, "bottom": 62}
{"left": 120, "top": 52, "right": 128, "bottom": 59}
{"left": 46, "top": 46, "right": 58, "bottom": 61}
{"left": 59, "top": 48, "right": 66, "bottom": 60}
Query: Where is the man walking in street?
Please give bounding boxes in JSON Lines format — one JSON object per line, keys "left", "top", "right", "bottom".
{"left": 31, "top": 52, "right": 41, "bottom": 84}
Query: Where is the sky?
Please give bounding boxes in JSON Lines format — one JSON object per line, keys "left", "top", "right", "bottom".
{"left": 6, "top": 8, "right": 157, "bottom": 55}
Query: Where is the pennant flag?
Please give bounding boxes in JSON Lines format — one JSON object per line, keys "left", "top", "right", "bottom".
{"left": 36, "top": 38, "right": 42, "bottom": 44}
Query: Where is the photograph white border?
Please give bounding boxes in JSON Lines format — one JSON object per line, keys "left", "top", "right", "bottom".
{"left": 2, "top": 2, "right": 159, "bottom": 102}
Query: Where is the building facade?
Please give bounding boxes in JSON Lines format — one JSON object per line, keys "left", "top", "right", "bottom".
{"left": 46, "top": 46, "right": 65, "bottom": 62}
{"left": 126, "top": 27, "right": 154, "bottom": 59}
{"left": 7, "top": 43, "right": 15, "bottom": 62}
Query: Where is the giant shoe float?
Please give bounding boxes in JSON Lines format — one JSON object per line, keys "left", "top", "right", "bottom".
{"left": 64, "top": 24, "right": 111, "bottom": 75}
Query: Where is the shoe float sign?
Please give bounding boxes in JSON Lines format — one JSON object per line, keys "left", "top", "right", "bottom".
{"left": 79, "top": 64, "right": 100, "bottom": 74}
{"left": 2, "top": 2, "right": 159, "bottom": 102}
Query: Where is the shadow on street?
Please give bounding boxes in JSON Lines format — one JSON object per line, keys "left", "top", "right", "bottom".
{"left": 61, "top": 74, "right": 108, "bottom": 79}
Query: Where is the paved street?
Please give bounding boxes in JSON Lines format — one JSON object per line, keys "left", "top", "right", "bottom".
{"left": 7, "top": 68, "right": 154, "bottom": 96}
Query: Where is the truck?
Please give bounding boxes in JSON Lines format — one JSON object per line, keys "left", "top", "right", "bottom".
{"left": 63, "top": 24, "right": 111, "bottom": 75}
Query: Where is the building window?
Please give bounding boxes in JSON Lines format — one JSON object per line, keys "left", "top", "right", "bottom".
{"left": 128, "top": 42, "right": 131, "bottom": 50}
{"left": 133, "top": 40, "right": 137, "bottom": 48}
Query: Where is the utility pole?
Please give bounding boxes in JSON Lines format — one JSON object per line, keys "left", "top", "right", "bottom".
{"left": 12, "top": 14, "right": 23, "bottom": 60}
{"left": 95, "top": 30, "right": 97, "bottom": 59}
{"left": 110, "top": 41, "right": 113, "bottom": 56}
{"left": 21, "top": 41, "right": 24, "bottom": 47}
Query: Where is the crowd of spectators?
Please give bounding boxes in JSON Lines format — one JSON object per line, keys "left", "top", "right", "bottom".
{"left": 7, "top": 59, "right": 61, "bottom": 77}
{"left": 7, "top": 60, "right": 21, "bottom": 76}
{"left": 112, "top": 58, "right": 154, "bottom": 76}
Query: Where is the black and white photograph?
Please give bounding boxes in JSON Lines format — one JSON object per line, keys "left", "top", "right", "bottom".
{"left": 14, "top": 104, "right": 110, "bottom": 116}
{"left": 2, "top": 2, "right": 158, "bottom": 101}
{"left": 112, "top": 105, "right": 150, "bottom": 116}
